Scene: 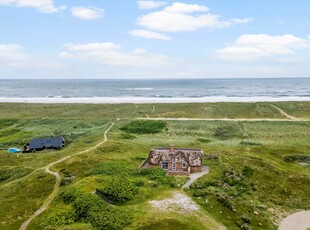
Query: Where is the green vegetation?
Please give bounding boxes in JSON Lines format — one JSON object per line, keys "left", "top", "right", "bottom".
{"left": 96, "top": 177, "right": 138, "bottom": 203}
{"left": 283, "top": 154, "right": 310, "bottom": 163}
{"left": 120, "top": 120, "right": 166, "bottom": 134}
{"left": 0, "top": 102, "right": 310, "bottom": 230}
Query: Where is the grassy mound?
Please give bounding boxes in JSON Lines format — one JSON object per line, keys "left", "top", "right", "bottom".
{"left": 120, "top": 120, "right": 166, "bottom": 134}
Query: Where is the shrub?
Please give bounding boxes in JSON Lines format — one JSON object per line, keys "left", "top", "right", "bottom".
{"left": 0, "top": 173, "right": 10, "bottom": 182}
{"left": 139, "top": 168, "right": 174, "bottom": 185}
{"left": 73, "top": 194, "right": 102, "bottom": 220}
{"left": 60, "top": 187, "right": 83, "bottom": 204}
{"left": 96, "top": 177, "right": 138, "bottom": 203}
{"left": 213, "top": 124, "right": 242, "bottom": 140}
{"left": 69, "top": 192, "right": 132, "bottom": 229}
{"left": 87, "top": 205, "right": 132, "bottom": 230}
{"left": 197, "top": 138, "right": 211, "bottom": 143}
{"left": 240, "top": 140, "right": 262, "bottom": 146}
{"left": 283, "top": 154, "right": 310, "bottom": 163}
{"left": 48, "top": 210, "right": 76, "bottom": 226}
{"left": 242, "top": 166, "right": 254, "bottom": 178}
{"left": 120, "top": 120, "right": 166, "bottom": 134}
{"left": 0, "top": 119, "right": 17, "bottom": 129}
{"left": 216, "top": 192, "right": 235, "bottom": 211}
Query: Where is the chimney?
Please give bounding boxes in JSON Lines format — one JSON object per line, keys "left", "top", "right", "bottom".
{"left": 170, "top": 144, "right": 175, "bottom": 153}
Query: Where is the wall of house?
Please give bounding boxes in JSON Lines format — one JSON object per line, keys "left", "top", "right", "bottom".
{"left": 190, "top": 166, "right": 202, "bottom": 173}
{"left": 167, "top": 162, "right": 188, "bottom": 171}
{"left": 168, "top": 171, "right": 190, "bottom": 176}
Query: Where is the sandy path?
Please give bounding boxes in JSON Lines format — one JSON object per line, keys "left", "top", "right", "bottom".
{"left": 270, "top": 104, "right": 297, "bottom": 120}
{"left": 182, "top": 166, "right": 209, "bottom": 189}
{"left": 137, "top": 117, "right": 308, "bottom": 121}
{"left": 19, "top": 123, "right": 114, "bottom": 230}
{"left": 278, "top": 211, "right": 310, "bottom": 230}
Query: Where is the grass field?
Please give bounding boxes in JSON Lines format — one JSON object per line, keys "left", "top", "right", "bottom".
{"left": 0, "top": 102, "right": 309, "bottom": 230}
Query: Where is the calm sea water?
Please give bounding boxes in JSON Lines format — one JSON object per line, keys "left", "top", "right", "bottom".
{"left": 0, "top": 78, "right": 310, "bottom": 100}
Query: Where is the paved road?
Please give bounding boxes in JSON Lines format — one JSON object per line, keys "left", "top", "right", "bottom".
{"left": 278, "top": 211, "right": 310, "bottom": 230}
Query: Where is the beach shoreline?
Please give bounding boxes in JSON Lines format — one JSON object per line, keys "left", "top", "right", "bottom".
{"left": 1, "top": 96, "right": 310, "bottom": 104}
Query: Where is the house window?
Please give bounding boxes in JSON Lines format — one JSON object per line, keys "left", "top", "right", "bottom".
{"left": 172, "top": 162, "right": 176, "bottom": 170}
{"left": 182, "top": 162, "right": 187, "bottom": 168}
{"left": 162, "top": 162, "right": 168, "bottom": 170}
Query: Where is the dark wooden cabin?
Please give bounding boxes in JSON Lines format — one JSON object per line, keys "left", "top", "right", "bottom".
{"left": 23, "top": 137, "right": 64, "bottom": 153}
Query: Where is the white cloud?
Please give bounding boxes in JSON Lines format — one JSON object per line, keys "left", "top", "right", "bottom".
{"left": 71, "top": 6, "right": 104, "bottom": 20}
{"left": 59, "top": 42, "right": 176, "bottom": 66}
{"left": 0, "top": 44, "right": 60, "bottom": 69}
{"left": 216, "top": 34, "right": 309, "bottom": 61}
{"left": 129, "top": 30, "right": 171, "bottom": 40}
{"left": 163, "top": 2, "right": 209, "bottom": 14}
{"left": 0, "top": 0, "right": 66, "bottom": 13}
{"left": 137, "top": 2, "right": 252, "bottom": 32}
{"left": 0, "top": 44, "right": 29, "bottom": 66}
{"left": 137, "top": 0, "right": 166, "bottom": 10}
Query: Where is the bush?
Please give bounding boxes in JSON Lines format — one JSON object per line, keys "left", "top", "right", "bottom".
{"left": 0, "top": 173, "right": 10, "bottom": 182}
{"left": 242, "top": 166, "right": 254, "bottom": 178}
{"left": 48, "top": 210, "right": 76, "bottom": 226}
{"left": 87, "top": 205, "right": 132, "bottom": 230}
{"left": 96, "top": 177, "right": 138, "bottom": 203}
{"left": 60, "top": 187, "right": 83, "bottom": 204}
{"left": 140, "top": 168, "right": 174, "bottom": 185}
{"left": 120, "top": 120, "right": 166, "bottom": 134}
{"left": 216, "top": 192, "right": 235, "bottom": 211}
{"left": 240, "top": 140, "right": 262, "bottom": 146}
{"left": 197, "top": 138, "right": 211, "bottom": 143}
{"left": 283, "top": 154, "right": 310, "bottom": 163}
{"left": 0, "top": 119, "right": 17, "bottom": 129}
{"left": 69, "top": 192, "right": 132, "bottom": 229}
{"left": 213, "top": 125, "right": 242, "bottom": 140}
{"left": 73, "top": 194, "right": 102, "bottom": 220}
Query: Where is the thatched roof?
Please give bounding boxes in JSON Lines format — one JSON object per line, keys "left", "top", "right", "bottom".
{"left": 148, "top": 147, "right": 203, "bottom": 166}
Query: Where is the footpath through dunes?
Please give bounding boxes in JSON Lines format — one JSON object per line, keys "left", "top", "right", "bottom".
{"left": 270, "top": 104, "right": 297, "bottom": 120}
{"left": 278, "top": 211, "right": 310, "bottom": 230}
{"left": 137, "top": 117, "right": 309, "bottom": 121}
{"left": 19, "top": 123, "right": 115, "bottom": 230}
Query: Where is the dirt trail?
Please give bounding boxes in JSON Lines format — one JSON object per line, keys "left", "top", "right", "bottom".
{"left": 278, "top": 211, "right": 310, "bottom": 230}
{"left": 270, "top": 104, "right": 297, "bottom": 120}
{"left": 19, "top": 123, "right": 114, "bottom": 230}
{"left": 137, "top": 117, "right": 307, "bottom": 121}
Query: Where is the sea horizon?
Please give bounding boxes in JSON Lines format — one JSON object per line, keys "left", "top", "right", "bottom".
{"left": 1, "top": 78, "right": 310, "bottom": 103}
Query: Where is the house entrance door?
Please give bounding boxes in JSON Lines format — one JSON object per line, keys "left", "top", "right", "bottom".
{"left": 172, "top": 162, "right": 176, "bottom": 171}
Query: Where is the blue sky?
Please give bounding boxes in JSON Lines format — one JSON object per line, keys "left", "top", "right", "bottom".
{"left": 0, "top": 0, "right": 309, "bottom": 79}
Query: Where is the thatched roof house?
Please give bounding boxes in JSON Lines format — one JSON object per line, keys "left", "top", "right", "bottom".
{"left": 141, "top": 144, "right": 203, "bottom": 176}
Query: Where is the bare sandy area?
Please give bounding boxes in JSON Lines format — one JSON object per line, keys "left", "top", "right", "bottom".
{"left": 278, "top": 211, "right": 310, "bottom": 230}
{"left": 149, "top": 192, "right": 199, "bottom": 214}
{"left": 1, "top": 96, "right": 310, "bottom": 104}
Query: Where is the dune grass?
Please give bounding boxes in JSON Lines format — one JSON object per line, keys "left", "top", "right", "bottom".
{"left": 0, "top": 102, "right": 309, "bottom": 229}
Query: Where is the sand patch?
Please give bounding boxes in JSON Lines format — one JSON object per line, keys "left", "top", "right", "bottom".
{"left": 149, "top": 192, "right": 199, "bottom": 214}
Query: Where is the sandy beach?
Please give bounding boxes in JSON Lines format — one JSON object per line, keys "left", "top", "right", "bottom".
{"left": 1, "top": 96, "right": 310, "bottom": 104}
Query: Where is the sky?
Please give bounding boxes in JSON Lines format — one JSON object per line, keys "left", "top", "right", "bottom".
{"left": 0, "top": 0, "right": 310, "bottom": 79}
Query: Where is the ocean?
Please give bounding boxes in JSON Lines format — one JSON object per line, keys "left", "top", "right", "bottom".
{"left": 0, "top": 78, "right": 310, "bottom": 103}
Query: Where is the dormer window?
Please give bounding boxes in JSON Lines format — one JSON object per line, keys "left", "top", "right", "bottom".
{"left": 182, "top": 162, "right": 187, "bottom": 168}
